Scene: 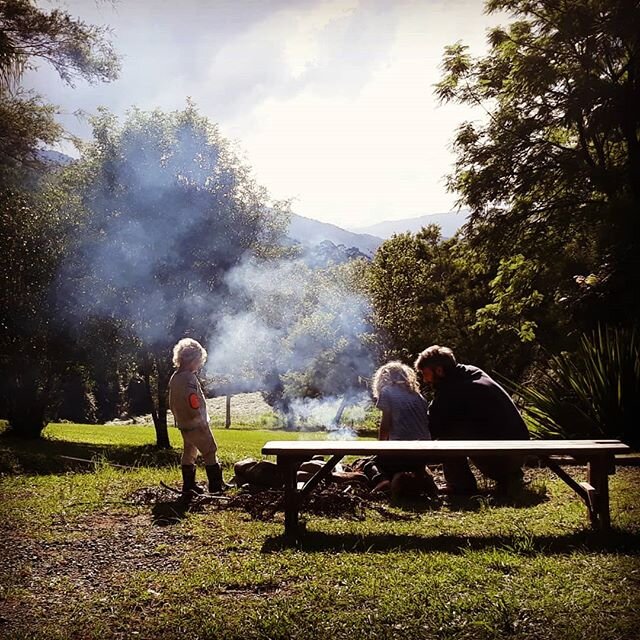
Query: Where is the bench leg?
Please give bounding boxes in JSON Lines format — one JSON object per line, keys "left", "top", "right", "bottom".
{"left": 281, "top": 457, "right": 302, "bottom": 540}
{"left": 299, "top": 454, "right": 344, "bottom": 501}
{"left": 587, "top": 456, "right": 615, "bottom": 530}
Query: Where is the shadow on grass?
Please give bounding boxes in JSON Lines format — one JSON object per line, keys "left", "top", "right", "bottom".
{"left": 0, "top": 432, "right": 181, "bottom": 475}
{"left": 390, "top": 485, "right": 550, "bottom": 514}
{"left": 262, "top": 528, "right": 640, "bottom": 555}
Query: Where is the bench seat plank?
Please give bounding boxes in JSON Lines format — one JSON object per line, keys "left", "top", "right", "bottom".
{"left": 262, "top": 439, "right": 629, "bottom": 457}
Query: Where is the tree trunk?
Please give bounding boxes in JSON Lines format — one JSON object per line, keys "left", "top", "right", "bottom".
{"left": 142, "top": 362, "right": 170, "bottom": 449}
{"left": 154, "top": 392, "right": 170, "bottom": 449}
{"left": 6, "top": 369, "right": 49, "bottom": 438}
{"left": 154, "top": 357, "right": 172, "bottom": 449}
{"left": 225, "top": 394, "right": 231, "bottom": 429}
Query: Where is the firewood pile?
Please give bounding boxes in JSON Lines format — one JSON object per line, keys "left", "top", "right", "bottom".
{"left": 128, "top": 482, "right": 428, "bottom": 522}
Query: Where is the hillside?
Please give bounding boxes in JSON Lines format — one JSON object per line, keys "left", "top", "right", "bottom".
{"left": 287, "top": 213, "right": 383, "bottom": 257}
{"left": 350, "top": 210, "right": 468, "bottom": 239}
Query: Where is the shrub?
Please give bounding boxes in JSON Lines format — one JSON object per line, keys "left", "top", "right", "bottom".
{"left": 510, "top": 325, "right": 639, "bottom": 448}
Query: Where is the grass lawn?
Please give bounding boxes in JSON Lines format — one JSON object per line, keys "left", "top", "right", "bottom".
{"left": 1, "top": 423, "right": 639, "bottom": 640}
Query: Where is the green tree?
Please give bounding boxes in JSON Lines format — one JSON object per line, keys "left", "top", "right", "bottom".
{"left": 57, "top": 104, "right": 290, "bottom": 447}
{"left": 473, "top": 254, "right": 544, "bottom": 344}
{"left": 0, "top": 183, "right": 71, "bottom": 435}
{"left": 0, "top": 0, "right": 119, "bottom": 436}
{"left": 368, "top": 227, "right": 479, "bottom": 358}
{"left": 366, "top": 226, "right": 540, "bottom": 379}
{"left": 436, "top": 0, "right": 640, "bottom": 330}
{"left": 1, "top": 0, "right": 119, "bottom": 176}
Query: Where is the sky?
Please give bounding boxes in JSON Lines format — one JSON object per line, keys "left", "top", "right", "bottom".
{"left": 25, "top": 0, "right": 504, "bottom": 229}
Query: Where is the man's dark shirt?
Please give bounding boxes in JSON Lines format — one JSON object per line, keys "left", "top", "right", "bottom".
{"left": 428, "top": 364, "right": 529, "bottom": 441}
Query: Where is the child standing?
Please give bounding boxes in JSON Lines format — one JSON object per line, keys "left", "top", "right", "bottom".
{"left": 168, "top": 338, "right": 228, "bottom": 496}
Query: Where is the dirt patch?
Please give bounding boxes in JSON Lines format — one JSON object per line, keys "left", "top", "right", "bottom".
{"left": 0, "top": 511, "right": 187, "bottom": 587}
{"left": 1, "top": 482, "right": 413, "bottom": 636}
{"left": 0, "top": 509, "right": 198, "bottom": 638}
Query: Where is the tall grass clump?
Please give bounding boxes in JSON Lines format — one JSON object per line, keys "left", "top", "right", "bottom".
{"left": 510, "top": 325, "right": 639, "bottom": 448}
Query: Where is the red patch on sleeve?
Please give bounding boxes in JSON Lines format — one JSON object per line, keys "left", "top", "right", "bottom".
{"left": 188, "top": 393, "right": 200, "bottom": 410}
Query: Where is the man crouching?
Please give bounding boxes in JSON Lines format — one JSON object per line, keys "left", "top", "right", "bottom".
{"left": 169, "top": 338, "right": 228, "bottom": 497}
{"left": 414, "top": 345, "right": 529, "bottom": 496}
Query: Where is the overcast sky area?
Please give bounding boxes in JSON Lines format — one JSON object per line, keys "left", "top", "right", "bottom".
{"left": 25, "top": 0, "right": 505, "bottom": 229}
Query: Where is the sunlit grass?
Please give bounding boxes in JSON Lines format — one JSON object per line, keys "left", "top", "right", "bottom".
{"left": 1, "top": 424, "right": 639, "bottom": 640}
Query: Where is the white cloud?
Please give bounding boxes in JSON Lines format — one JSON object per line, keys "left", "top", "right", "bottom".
{"left": 282, "top": 0, "right": 360, "bottom": 78}
{"left": 229, "top": 0, "right": 495, "bottom": 226}
{"left": 25, "top": 0, "right": 501, "bottom": 227}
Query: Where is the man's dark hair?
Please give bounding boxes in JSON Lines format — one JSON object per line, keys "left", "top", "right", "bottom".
{"left": 414, "top": 345, "right": 457, "bottom": 374}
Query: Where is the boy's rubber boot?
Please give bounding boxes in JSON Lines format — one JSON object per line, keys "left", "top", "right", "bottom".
{"left": 181, "top": 464, "right": 204, "bottom": 499}
{"left": 205, "top": 463, "right": 232, "bottom": 493}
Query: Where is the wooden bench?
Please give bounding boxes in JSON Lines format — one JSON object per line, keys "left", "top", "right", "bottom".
{"left": 261, "top": 439, "right": 630, "bottom": 540}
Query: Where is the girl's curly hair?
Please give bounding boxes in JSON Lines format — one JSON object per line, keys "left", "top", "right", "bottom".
{"left": 172, "top": 338, "right": 207, "bottom": 368}
{"left": 372, "top": 361, "right": 420, "bottom": 399}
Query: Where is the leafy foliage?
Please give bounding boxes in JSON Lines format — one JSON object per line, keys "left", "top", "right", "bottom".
{"left": 0, "top": 178, "right": 86, "bottom": 436}
{"left": 0, "top": 0, "right": 119, "bottom": 437}
{"left": 367, "top": 226, "right": 479, "bottom": 360}
{"left": 366, "top": 225, "right": 540, "bottom": 379}
{"left": 473, "top": 254, "right": 544, "bottom": 344}
{"left": 0, "top": 0, "right": 119, "bottom": 176}
{"left": 436, "top": 0, "right": 640, "bottom": 329}
{"left": 0, "top": 89, "right": 62, "bottom": 179}
{"left": 509, "top": 325, "right": 640, "bottom": 447}
{"left": 0, "top": 0, "right": 119, "bottom": 90}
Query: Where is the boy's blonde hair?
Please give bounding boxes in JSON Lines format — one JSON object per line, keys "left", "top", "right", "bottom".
{"left": 172, "top": 338, "right": 207, "bottom": 369}
{"left": 372, "top": 361, "right": 420, "bottom": 399}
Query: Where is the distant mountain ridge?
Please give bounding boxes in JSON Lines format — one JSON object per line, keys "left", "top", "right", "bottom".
{"left": 38, "top": 149, "right": 75, "bottom": 166}
{"left": 350, "top": 210, "right": 468, "bottom": 240}
{"left": 287, "top": 213, "right": 383, "bottom": 257}
{"left": 286, "top": 211, "right": 468, "bottom": 260}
